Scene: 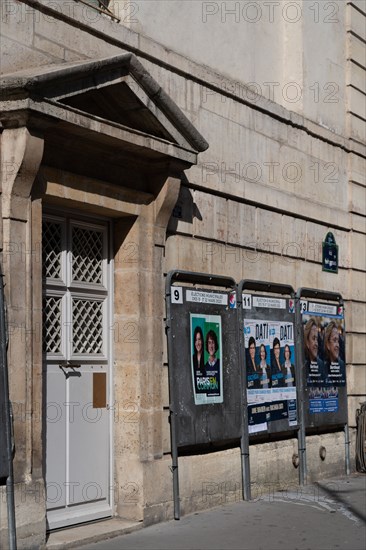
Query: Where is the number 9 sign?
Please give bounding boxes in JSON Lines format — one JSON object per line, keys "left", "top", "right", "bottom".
{"left": 171, "top": 286, "right": 183, "bottom": 304}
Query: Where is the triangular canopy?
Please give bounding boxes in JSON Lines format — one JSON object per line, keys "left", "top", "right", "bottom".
{"left": 0, "top": 53, "right": 208, "bottom": 173}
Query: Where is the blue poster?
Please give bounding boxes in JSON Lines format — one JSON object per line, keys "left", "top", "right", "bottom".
{"left": 244, "top": 319, "right": 297, "bottom": 433}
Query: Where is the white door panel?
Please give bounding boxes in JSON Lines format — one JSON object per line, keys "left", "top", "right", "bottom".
{"left": 43, "top": 214, "right": 112, "bottom": 529}
{"left": 68, "top": 367, "right": 109, "bottom": 504}
{"left": 45, "top": 368, "right": 67, "bottom": 510}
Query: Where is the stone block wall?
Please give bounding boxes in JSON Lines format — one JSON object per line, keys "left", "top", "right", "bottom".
{"left": 0, "top": 0, "right": 364, "bottom": 545}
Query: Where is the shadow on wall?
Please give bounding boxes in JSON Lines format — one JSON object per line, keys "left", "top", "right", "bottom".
{"left": 168, "top": 176, "right": 203, "bottom": 233}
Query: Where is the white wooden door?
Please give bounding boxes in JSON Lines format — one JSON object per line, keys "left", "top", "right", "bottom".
{"left": 43, "top": 214, "right": 112, "bottom": 529}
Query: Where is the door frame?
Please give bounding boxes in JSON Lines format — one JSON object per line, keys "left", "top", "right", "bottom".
{"left": 42, "top": 207, "right": 115, "bottom": 529}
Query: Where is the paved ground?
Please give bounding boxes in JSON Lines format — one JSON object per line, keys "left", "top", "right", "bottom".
{"left": 71, "top": 474, "right": 366, "bottom": 550}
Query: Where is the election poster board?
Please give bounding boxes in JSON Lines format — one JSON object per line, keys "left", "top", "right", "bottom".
{"left": 301, "top": 299, "right": 347, "bottom": 427}
{"left": 168, "top": 284, "right": 241, "bottom": 447}
{"left": 242, "top": 293, "right": 298, "bottom": 435}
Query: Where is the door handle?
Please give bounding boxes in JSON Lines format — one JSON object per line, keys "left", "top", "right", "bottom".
{"left": 59, "top": 361, "right": 81, "bottom": 369}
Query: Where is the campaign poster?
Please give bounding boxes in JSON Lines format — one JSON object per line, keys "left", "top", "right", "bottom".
{"left": 244, "top": 319, "right": 297, "bottom": 433}
{"left": 269, "top": 321, "right": 297, "bottom": 425}
{"left": 269, "top": 322, "right": 296, "bottom": 397}
{"left": 190, "top": 314, "right": 223, "bottom": 405}
{"left": 302, "top": 304, "right": 345, "bottom": 414}
{"left": 244, "top": 319, "right": 272, "bottom": 433}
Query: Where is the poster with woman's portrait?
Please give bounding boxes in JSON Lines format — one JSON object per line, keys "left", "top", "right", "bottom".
{"left": 303, "top": 315, "right": 346, "bottom": 388}
{"left": 244, "top": 319, "right": 271, "bottom": 395}
{"left": 303, "top": 312, "right": 345, "bottom": 414}
{"left": 244, "top": 319, "right": 297, "bottom": 433}
{"left": 190, "top": 314, "right": 223, "bottom": 405}
{"left": 269, "top": 321, "right": 296, "bottom": 399}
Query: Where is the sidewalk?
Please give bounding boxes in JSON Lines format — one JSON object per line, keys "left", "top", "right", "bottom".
{"left": 56, "top": 473, "right": 366, "bottom": 550}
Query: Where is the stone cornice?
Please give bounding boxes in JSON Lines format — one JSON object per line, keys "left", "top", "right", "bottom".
{"left": 13, "top": 0, "right": 365, "bottom": 158}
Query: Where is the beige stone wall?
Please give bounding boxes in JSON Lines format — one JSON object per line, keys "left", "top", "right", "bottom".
{"left": 0, "top": 480, "right": 46, "bottom": 550}
{"left": 347, "top": 1, "right": 366, "bottom": 146}
{"left": 141, "top": 430, "right": 356, "bottom": 523}
{"left": 0, "top": 127, "right": 45, "bottom": 549}
{"left": 345, "top": 0, "right": 366, "bottom": 431}
{"left": 0, "top": 0, "right": 365, "bottom": 544}
{"left": 114, "top": 0, "right": 347, "bottom": 132}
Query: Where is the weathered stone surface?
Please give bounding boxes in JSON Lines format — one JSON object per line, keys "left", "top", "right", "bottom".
{"left": 0, "top": 1, "right": 364, "bottom": 546}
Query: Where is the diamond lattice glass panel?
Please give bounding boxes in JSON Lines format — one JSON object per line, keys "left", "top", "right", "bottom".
{"left": 43, "top": 221, "right": 62, "bottom": 279}
{"left": 45, "top": 296, "right": 62, "bottom": 354}
{"left": 72, "top": 299, "right": 103, "bottom": 354}
{"left": 72, "top": 227, "right": 103, "bottom": 284}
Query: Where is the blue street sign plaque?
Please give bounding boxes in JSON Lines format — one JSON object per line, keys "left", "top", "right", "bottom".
{"left": 322, "top": 232, "right": 338, "bottom": 273}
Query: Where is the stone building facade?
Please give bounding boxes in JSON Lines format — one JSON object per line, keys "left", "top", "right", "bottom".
{"left": 0, "top": 1, "right": 365, "bottom": 548}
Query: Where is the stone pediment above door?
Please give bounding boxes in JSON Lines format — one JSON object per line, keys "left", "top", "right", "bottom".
{"left": 0, "top": 53, "right": 208, "bottom": 185}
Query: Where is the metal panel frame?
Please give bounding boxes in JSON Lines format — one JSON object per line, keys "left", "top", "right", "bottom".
{"left": 165, "top": 270, "right": 242, "bottom": 519}
{"left": 165, "top": 276, "right": 350, "bottom": 519}
{"left": 296, "top": 288, "right": 350, "bottom": 482}
{"left": 237, "top": 280, "right": 302, "bottom": 493}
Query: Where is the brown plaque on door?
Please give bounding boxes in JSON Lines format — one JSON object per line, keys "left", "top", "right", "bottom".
{"left": 93, "top": 372, "right": 106, "bottom": 408}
